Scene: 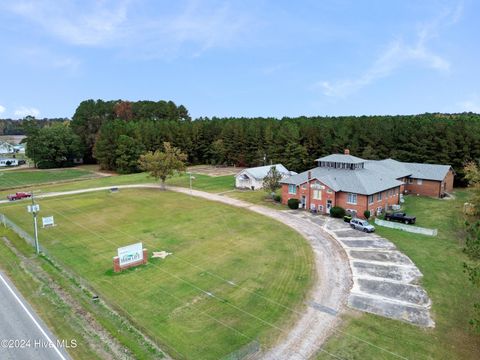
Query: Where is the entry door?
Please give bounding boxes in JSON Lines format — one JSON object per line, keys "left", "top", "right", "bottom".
{"left": 326, "top": 200, "right": 332, "bottom": 213}
{"left": 301, "top": 195, "right": 306, "bottom": 208}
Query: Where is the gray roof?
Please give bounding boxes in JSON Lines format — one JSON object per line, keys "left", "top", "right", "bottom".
{"left": 281, "top": 166, "right": 404, "bottom": 195}
{"left": 282, "top": 157, "right": 452, "bottom": 194}
{"left": 237, "top": 164, "right": 293, "bottom": 180}
{"left": 402, "top": 162, "right": 452, "bottom": 181}
{"left": 315, "top": 153, "right": 365, "bottom": 164}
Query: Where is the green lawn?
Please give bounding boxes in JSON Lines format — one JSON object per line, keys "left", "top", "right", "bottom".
{"left": 0, "top": 168, "right": 99, "bottom": 190}
{"left": 1, "top": 188, "right": 313, "bottom": 359}
{"left": 226, "top": 190, "right": 287, "bottom": 210}
{"left": 166, "top": 173, "right": 234, "bottom": 192}
{"left": 0, "top": 171, "right": 234, "bottom": 199}
{"left": 318, "top": 190, "right": 480, "bottom": 360}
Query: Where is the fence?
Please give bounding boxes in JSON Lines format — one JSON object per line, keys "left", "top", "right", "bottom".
{"left": 0, "top": 213, "right": 40, "bottom": 249}
{"left": 375, "top": 218, "right": 438, "bottom": 236}
{"left": 222, "top": 340, "right": 261, "bottom": 360}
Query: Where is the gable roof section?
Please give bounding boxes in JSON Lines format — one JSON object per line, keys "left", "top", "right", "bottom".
{"left": 402, "top": 162, "right": 452, "bottom": 181}
{"left": 281, "top": 166, "right": 403, "bottom": 195}
{"left": 237, "top": 164, "right": 292, "bottom": 180}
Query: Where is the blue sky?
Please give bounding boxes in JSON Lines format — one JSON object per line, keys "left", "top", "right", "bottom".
{"left": 0, "top": 0, "right": 479, "bottom": 119}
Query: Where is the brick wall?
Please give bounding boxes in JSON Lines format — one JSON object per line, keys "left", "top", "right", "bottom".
{"left": 282, "top": 182, "right": 400, "bottom": 218}
{"left": 443, "top": 169, "right": 454, "bottom": 193}
{"left": 405, "top": 178, "right": 441, "bottom": 197}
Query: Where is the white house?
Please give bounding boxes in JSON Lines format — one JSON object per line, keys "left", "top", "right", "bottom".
{"left": 0, "top": 142, "right": 15, "bottom": 154}
{"left": 235, "top": 164, "right": 296, "bottom": 190}
{"left": 0, "top": 158, "right": 20, "bottom": 167}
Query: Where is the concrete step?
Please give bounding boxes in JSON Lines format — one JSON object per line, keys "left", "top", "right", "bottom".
{"left": 348, "top": 293, "right": 434, "bottom": 327}
{"left": 352, "top": 261, "right": 423, "bottom": 283}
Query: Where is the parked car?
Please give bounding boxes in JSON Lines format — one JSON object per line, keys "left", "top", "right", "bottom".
{"left": 385, "top": 212, "right": 416, "bottom": 224}
{"left": 350, "top": 218, "right": 375, "bottom": 233}
{"left": 7, "top": 192, "right": 32, "bottom": 201}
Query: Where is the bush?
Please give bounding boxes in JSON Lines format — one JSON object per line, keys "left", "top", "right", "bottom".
{"left": 330, "top": 206, "right": 346, "bottom": 218}
{"left": 273, "top": 194, "right": 282, "bottom": 202}
{"left": 364, "top": 210, "right": 371, "bottom": 219}
{"left": 287, "top": 198, "right": 299, "bottom": 209}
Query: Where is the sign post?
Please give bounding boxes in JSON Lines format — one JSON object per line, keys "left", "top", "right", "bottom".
{"left": 27, "top": 200, "right": 40, "bottom": 254}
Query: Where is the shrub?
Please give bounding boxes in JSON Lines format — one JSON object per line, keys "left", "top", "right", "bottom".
{"left": 364, "top": 210, "right": 371, "bottom": 219}
{"left": 287, "top": 198, "right": 299, "bottom": 209}
{"left": 274, "top": 194, "right": 282, "bottom": 203}
{"left": 330, "top": 206, "right": 346, "bottom": 218}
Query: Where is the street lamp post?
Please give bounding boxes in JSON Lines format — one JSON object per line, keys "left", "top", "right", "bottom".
{"left": 188, "top": 172, "right": 195, "bottom": 195}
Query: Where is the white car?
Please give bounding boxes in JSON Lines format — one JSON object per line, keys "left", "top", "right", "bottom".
{"left": 350, "top": 218, "right": 375, "bottom": 233}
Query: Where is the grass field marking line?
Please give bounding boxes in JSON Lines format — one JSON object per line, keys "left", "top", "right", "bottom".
{"left": 0, "top": 272, "right": 68, "bottom": 360}
{"left": 30, "top": 193, "right": 335, "bottom": 360}
{"left": 7, "top": 185, "right": 409, "bottom": 359}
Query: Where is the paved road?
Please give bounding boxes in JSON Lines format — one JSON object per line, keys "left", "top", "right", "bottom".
{"left": 0, "top": 271, "right": 71, "bottom": 360}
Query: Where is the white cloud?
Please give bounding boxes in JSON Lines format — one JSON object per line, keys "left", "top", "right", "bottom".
{"left": 4, "top": 0, "right": 252, "bottom": 58}
{"left": 315, "top": 4, "right": 459, "bottom": 98}
{"left": 0, "top": 105, "right": 5, "bottom": 115}
{"left": 458, "top": 95, "right": 480, "bottom": 113}
{"left": 14, "top": 106, "right": 40, "bottom": 118}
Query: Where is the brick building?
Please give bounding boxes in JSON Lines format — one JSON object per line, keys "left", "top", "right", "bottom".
{"left": 281, "top": 150, "right": 454, "bottom": 218}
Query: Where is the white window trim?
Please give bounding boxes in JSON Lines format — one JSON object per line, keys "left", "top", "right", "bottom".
{"left": 288, "top": 184, "right": 296, "bottom": 195}
{"left": 368, "top": 195, "right": 374, "bottom": 204}
{"left": 347, "top": 193, "right": 357, "bottom": 205}
{"left": 313, "top": 189, "right": 322, "bottom": 200}
{"left": 417, "top": 179, "right": 423, "bottom": 185}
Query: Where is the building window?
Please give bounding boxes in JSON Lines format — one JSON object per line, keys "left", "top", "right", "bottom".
{"left": 301, "top": 184, "right": 307, "bottom": 190}
{"left": 368, "top": 195, "right": 374, "bottom": 204}
{"left": 347, "top": 193, "right": 357, "bottom": 205}
{"left": 327, "top": 189, "right": 333, "bottom": 194}
{"left": 408, "top": 178, "right": 414, "bottom": 184}
{"left": 417, "top": 179, "right": 423, "bottom": 185}
{"left": 377, "top": 192, "right": 382, "bottom": 201}
{"left": 313, "top": 189, "right": 322, "bottom": 200}
{"left": 288, "top": 184, "right": 296, "bottom": 194}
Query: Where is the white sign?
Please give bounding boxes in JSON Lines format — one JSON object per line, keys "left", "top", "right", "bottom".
{"left": 42, "top": 216, "right": 55, "bottom": 228}
{"left": 117, "top": 242, "right": 143, "bottom": 266}
{"left": 27, "top": 204, "right": 40, "bottom": 213}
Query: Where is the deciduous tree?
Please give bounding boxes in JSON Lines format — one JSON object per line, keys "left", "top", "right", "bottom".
{"left": 138, "top": 142, "right": 187, "bottom": 189}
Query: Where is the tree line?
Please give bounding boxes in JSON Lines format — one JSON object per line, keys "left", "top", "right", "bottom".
{"left": 0, "top": 117, "right": 67, "bottom": 135}
{"left": 23, "top": 99, "right": 480, "bottom": 184}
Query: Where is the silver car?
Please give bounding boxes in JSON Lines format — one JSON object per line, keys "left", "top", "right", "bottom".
{"left": 350, "top": 218, "right": 375, "bottom": 233}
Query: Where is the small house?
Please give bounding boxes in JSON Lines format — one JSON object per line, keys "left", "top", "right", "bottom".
{"left": 235, "top": 164, "right": 296, "bottom": 190}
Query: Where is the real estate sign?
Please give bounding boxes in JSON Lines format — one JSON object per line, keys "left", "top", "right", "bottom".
{"left": 117, "top": 242, "right": 143, "bottom": 266}
{"left": 42, "top": 216, "right": 55, "bottom": 228}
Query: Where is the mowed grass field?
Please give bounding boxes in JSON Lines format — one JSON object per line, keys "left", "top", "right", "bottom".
{"left": 318, "top": 190, "right": 480, "bottom": 360}
{"left": 1, "top": 188, "right": 314, "bottom": 359}
{"left": 0, "top": 168, "right": 99, "bottom": 189}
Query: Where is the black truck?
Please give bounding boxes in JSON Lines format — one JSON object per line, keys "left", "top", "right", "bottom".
{"left": 385, "top": 212, "right": 416, "bottom": 224}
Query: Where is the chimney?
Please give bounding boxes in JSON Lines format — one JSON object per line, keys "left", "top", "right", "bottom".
{"left": 344, "top": 149, "right": 350, "bottom": 155}
{"left": 308, "top": 171, "right": 312, "bottom": 180}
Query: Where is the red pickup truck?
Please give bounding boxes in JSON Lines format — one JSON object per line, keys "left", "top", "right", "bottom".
{"left": 7, "top": 192, "right": 32, "bottom": 201}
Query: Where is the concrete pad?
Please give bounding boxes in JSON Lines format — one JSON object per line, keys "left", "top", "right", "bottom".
{"left": 352, "top": 262, "right": 423, "bottom": 283}
{"left": 348, "top": 294, "right": 434, "bottom": 327}
{"left": 349, "top": 250, "right": 415, "bottom": 266}
{"left": 333, "top": 229, "right": 380, "bottom": 238}
{"left": 341, "top": 239, "right": 397, "bottom": 250}
{"left": 355, "top": 278, "right": 431, "bottom": 306}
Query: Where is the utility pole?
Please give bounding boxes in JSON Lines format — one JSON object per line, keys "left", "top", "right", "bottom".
{"left": 27, "top": 193, "right": 40, "bottom": 254}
